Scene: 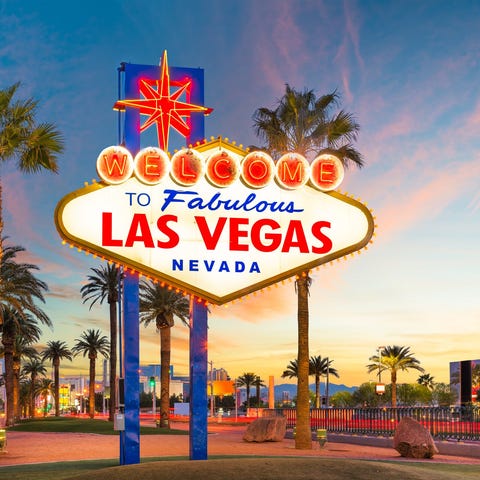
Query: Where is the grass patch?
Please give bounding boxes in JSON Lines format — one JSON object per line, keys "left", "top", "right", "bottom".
{"left": 1, "top": 457, "right": 479, "bottom": 480}
{"left": 7, "top": 417, "right": 187, "bottom": 436}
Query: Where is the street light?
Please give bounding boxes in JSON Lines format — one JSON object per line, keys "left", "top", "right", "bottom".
{"left": 376, "top": 346, "right": 385, "bottom": 396}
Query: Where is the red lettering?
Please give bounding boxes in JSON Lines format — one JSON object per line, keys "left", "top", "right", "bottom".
{"left": 195, "top": 216, "right": 227, "bottom": 250}
{"left": 102, "top": 212, "right": 123, "bottom": 246}
{"left": 311, "top": 221, "right": 332, "bottom": 253}
{"left": 276, "top": 153, "right": 309, "bottom": 189}
{"left": 229, "top": 218, "right": 249, "bottom": 251}
{"left": 134, "top": 147, "right": 169, "bottom": 185}
{"left": 251, "top": 219, "right": 282, "bottom": 252}
{"left": 241, "top": 151, "right": 274, "bottom": 188}
{"left": 170, "top": 149, "right": 203, "bottom": 186}
{"left": 206, "top": 151, "right": 238, "bottom": 187}
{"left": 125, "top": 213, "right": 154, "bottom": 247}
{"left": 156, "top": 215, "right": 179, "bottom": 248}
{"left": 96, "top": 146, "right": 133, "bottom": 184}
{"left": 310, "top": 154, "right": 344, "bottom": 191}
{"left": 281, "top": 220, "right": 309, "bottom": 252}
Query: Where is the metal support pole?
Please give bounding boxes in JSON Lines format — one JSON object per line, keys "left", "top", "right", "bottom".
{"left": 189, "top": 300, "right": 208, "bottom": 460}
{"left": 120, "top": 272, "right": 140, "bottom": 464}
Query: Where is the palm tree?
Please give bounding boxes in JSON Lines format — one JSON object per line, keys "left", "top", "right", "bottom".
{"left": 0, "top": 83, "right": 64, "bottom": 256}
{"left": 281, "top": 359, "right": 299, "bottom": 380}
{"left": 22, "top": 357, "right": 47, "bottom": 417}
{"left": 13, "top": 337, "right": 39, "bottom": 419}
{"left": 42, "top": 340, "right": 73, "bottom": 416}
{"left": 35, "top": 378, "right": 54, "bottom": 416}
{"left": 1, "top": 306, "right": 42, "bottom": 425}
{"left": 72, "top": 329, "right": 109, "bottom": 419}
{"left": 0, "top": 239, "right": 52, "bottom": 426}
{"left": 19, "top": 379, "right": 31, "bottom": 418}
{"left": 139, "top": 281, "right": 190, "bottom": 428}
{"left": 0, "top": 241, "right": 51, "bottom": 326}
{"left": 252, "top": 375, "right": 266, "bottom": 407}
{"left": 237, "top": 372, "right": 257, "bottom": 408}
{"left": 80, "top": 264, "right": 121, "bottom": 422}
{"left": 309, "top": 355, "right": 339, "bottom": 408}
{"left": 253, "top": 85, "right": 363, "bottom": 449}
{"left": 417, "top": 373, "right": 435, "bottom": 391}
{"left": 367, "top": 345, "right": 424, "bottom": 407}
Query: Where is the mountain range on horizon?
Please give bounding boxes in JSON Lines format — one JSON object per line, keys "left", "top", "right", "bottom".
{"left": 253, "top": 382, "right": 357, "bottom": 400}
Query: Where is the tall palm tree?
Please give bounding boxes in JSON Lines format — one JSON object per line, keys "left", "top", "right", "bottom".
{"left": 309, "top": 355, "right": 339, "bottom": 408}
{"left": 72, "top": 329, "right": 109, "bottom": 419}
{"left": 0, "top": 242, "right": 50, "bottom": 426}
{"left": 139, "top": 281, "right": 190, "bottom": 428}
{"left": 42, "top": 340, "right": 73, "bottom": 416}
{"left": 19, "top": 379, "right": 31, "bottom": 418}
{"left": 0, "top": 83, "right": 64, "bottom": 256}
{"left": 252, "top": 375, "right": 266, "bottom": 407}
{"left": 80, "top": 264, "right": 121, "bottom": 422}
{"left": 417, "top": 373, "right": 435, "bottom": 391}
{"left": 367, "top": 345, "right": 424, "bottom": 407}
{"left": 1, "top": 306, "right": 42, "bottom": 425}
{"left": 253, "top": 85, "right": 363, "bottom": 449}
{"left": 13, "top": 337, "right": 39, "bottom": 419}
{"left": 237, "top": 372, "right": 257, "bottom": 408}
{"left": 35, "top": 377, "right": 54, "bottom": 417}
{"left": 22, "top": 357, "right": 47, "bottom": 417}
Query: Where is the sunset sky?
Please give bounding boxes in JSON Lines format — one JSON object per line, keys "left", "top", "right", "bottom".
{"left": 1, "top": 1, "right": 479, "bottom": 388}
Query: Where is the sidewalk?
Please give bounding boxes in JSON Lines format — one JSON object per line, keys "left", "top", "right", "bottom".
{"left": 1, "top": 422, "right": 480, "bottom": 467}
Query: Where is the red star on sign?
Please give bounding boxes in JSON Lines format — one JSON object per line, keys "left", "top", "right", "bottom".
{"left": 114, "top": 51, "right": 213, "bottom": 150}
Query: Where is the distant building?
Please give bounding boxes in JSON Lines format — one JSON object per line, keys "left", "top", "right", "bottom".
{"left": 210, "top": 368, "right": 230, "bottom": 381}
{"left": 139, "top": 364, "right": 184, "bottom": 398}
{"left": 450, "top": 359, "right": 480, "bottom": 404}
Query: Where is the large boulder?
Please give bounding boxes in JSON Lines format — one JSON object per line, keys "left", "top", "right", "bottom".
{"left": 393, "top": 416, "right": 438, "bottom": 458}
{"left": 243, "top": 416, "right": 287, "bottom": 442}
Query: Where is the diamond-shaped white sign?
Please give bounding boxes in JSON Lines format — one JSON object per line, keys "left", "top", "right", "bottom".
{"left": 55, "top": 140, "right": 374, "bottom": 304}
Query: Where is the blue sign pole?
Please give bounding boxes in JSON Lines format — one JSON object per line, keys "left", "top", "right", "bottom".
{"left": 121, "top": 272, "right": 140, "bottom": 464}
{"left": 119, "top": 63, "right": 142, "bottom": 465}
{"left": 189, "top": 300, "right": 208, "bottom": 460}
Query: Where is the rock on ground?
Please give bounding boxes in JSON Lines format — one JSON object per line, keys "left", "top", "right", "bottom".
{"left": 393, "top": 416, "right": 438, "bottom": 459}
{"left": 243, "top": 416, "right": 287, "bottom": 442}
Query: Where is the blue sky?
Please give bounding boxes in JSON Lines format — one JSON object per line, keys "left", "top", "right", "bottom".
{"left": 1, "top": 0, "right": 479, "bottom": 387}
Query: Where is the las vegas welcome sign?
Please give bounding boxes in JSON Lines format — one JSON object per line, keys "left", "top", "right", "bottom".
{"left": 55, "top": 137, "right": 374, "bottom": 305}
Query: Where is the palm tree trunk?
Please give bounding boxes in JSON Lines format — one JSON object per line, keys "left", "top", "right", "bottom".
{"left": 13, "top": 357, "right": 20, "bottom": 420}
{"left": 108, "top": 300, "right": 117, "bottom": 422}
{"left": 53, "top": 359, "right": 60, "bottom": 416}
{"left": 315, "top": 375, "right": 320, "bottom": 408}
{"left": 295, "top": 272, "right": 312, "bottom": 449}
{"left": 3, "top": 335, "right": 15, "bottom": 426}
{"left": 159, "top": 327, "right": 171, "bottom": 428}
{"left": 89, "top": 356, "right": 96, "bottom": 418}
{"left": 30, "top": 374, "right": 36, "bottom": 418}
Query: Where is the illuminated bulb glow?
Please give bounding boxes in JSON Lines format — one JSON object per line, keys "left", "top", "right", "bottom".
{"left": 95, "top": 143, "right": 344, "bottom": 192}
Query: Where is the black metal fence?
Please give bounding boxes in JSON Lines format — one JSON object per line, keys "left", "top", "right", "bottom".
{"left": 263, "top": 406, "right": 480, "bottom": 441}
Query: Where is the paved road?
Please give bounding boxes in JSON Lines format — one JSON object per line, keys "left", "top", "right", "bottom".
{"left": 1, "top": 422, "right": 480, "bottom": 467}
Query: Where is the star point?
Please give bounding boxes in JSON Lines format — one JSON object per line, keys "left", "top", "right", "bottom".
{"left": 114, "top": 50, "right": 212, "bottom": 150}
